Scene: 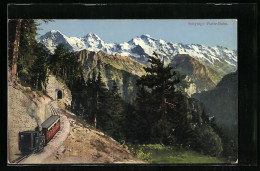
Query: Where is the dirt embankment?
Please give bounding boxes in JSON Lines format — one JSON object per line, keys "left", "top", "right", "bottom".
{"left": 44, "top": 109, "right": 145, "bottom": 164}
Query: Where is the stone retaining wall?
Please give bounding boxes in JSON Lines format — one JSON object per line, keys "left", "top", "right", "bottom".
{"left": 46, "top": 75, "right": 72, "bottom": 107}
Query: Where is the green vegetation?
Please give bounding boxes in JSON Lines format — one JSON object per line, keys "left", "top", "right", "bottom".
{"left": 8, "top": 19, "right": 51, "bottom": 92}
{"left": 67, "top": 51, "right": 227, "bottom": 161}
{"left": 124, "top": 53, "right": 224, "bottom": 158}
{"left": 129, "top": 144, "right": 225, "bottom": 164}
{"left": 192, "top": 72, "right": 238, "bottom": 161}
{"left": 8, "top": 19, "right": 237, "bottom": 163}
{"left": 48, "top": 44, "right": 85, "bottom": 90}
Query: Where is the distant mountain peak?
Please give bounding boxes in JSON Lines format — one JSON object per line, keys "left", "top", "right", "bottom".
{"left": 84, "top": 32, "right": 101, "bottom": 40}
{"left": 46, "top": 30, "right": 65, "bottom": 37}
{"left": 50, "top": 30, "right": 61, "bottom": 34}
{"left": 38, "top": 31, "right": 237, "bottom": 70}
{"left": 41, "top": 30, "right": 66, "bottom": 39}
{"left": 140, "top": 34, "right": 152, "bottom": 38}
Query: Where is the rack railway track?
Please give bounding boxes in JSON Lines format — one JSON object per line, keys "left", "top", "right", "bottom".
{"left": 11, "top": 147, "right": 44, "bottom": 164}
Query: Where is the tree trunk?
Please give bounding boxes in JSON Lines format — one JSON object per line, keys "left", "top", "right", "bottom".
{"left": 44, "top": 68, "right": 48, "bottom": 90}
{"left": 94, "top": 116, "right": 97, "bottom": 130}
{"left": 162, "top": 81, "right": 167, "bottom": 140}
{"left": 95, "top": 91, "right": 99, "bottom": 129}
{"left": 62, "top": 68, "right": 64, "bottom": 80}
{"left": 11, "top": 19, "right": 22, "bottom": 77}
{"left": 36, "top": 73, "right": 39, "bottom": 90}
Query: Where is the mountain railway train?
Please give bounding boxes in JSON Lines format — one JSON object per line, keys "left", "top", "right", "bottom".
{"left": 18, "top": 115, "right": 60, "bottom": 153}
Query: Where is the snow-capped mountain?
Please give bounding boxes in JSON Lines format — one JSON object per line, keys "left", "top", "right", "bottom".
{"left": 38, "top": 30, "right": 237, "bottom": 68}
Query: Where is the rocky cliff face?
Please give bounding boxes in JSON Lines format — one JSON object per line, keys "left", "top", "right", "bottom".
{"left": 171, "top": 54, "right": 216, "bottom": 92}
{"left": 77, "top": 50, "right": 146, "bottom": 77}
{"left": 174, "top": 74, "right": 197, "bottom": 97}
{"left": 76, "top": 50, "right": 146, "bottom": 102}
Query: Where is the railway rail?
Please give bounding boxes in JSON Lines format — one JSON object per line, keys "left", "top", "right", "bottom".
{"left": 11, "top": 147, "right": 44, "bottom": 164}
{"left": 48, "top": 101, "right": 58, "bottom": 116}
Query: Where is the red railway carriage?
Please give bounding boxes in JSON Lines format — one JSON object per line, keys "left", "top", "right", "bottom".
{"left": 41, "top": 115, "right": 60, "bottom": 144}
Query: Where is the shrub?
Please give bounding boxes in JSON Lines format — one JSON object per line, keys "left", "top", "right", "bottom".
{"left": 18, "top": 69, "right": 31, "bottom": 87}
{"left": 192, "top": 125, "right": 223, "bottom": 157}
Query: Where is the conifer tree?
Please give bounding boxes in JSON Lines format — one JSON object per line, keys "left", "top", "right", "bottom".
{"left": 8, "top": 19, "right": 51, "bottom": 89}
{"left": 49, "top": 43, "right": 70, "bottom": 77}
{"left": 17, "top": 20, "right": 40, "bottom": 73}
{"left": 105, "top": 80, "right": 125, "bottom": 140}
{"left": 132, "top": 85, "right": 154, "bottom": 142}
{"left": 95, "top": 72, "right": 109, "bottom": 129}
{"left": 30, "top": 44, "right": 48, "bottom": 90}
{"left": 136, "top": 52, "right": 179, "bottom": 143}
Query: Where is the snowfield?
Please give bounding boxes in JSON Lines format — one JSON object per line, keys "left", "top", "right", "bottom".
{"left": 38, "top": 30, "right": 237, "bottom": 68}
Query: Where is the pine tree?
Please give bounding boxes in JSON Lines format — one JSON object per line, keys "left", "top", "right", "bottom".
{"left": 95, "top": 72, "right": 109, "bottom": 129}
{"left": 8, "top": 19, "right": 53, "bottom": 89}
{"left": 136, "top": 52, "right": 179, "bottom": 143}
{"left": 49, "top": 43, "right": 70, "bottom": 77}
{"left": 132, "top": 85, "right": 154, "bottom": 142}
{"left": 18, "top": 20, "right": 41, "bottom": 72}
{"left": 29, "top": 43, "right": 48, "bottom": 90}
{"left": 105, "top": 80, "right": 125, "bottom": 140}
{"left": 8, "top": 20, "right": 38, "bottom": 81}
{"left": 83, "top": 71, "right": 109, "bottom": 128}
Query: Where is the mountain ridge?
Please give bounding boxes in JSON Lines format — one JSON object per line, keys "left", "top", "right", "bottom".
{"left": 75, "top": 49, "right": 145, "bottom": 102}
{"left": 38, "top": 30, "right": 237, "bottom": 69}
{"left": 170, "top": 54, "right": 216, "bottom": 92}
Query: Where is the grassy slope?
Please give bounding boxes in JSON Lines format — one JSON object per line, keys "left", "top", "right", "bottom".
{"left": 130, "top": 144, "right": 226, "bottom": 164}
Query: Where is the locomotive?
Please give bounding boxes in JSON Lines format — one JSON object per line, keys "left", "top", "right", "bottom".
{"left": 19, "top": 115, "right": 60, "bottom": 153}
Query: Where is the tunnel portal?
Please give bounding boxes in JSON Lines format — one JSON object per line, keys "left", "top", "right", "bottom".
{"left": 57, "top": 90, "right": 62, "bottom": 99}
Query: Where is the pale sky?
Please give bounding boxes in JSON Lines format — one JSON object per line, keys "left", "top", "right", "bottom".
{"left": 37, "top": 19, "right": 237, "bottom": 50}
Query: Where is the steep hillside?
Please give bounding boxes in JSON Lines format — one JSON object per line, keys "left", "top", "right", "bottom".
{"left": 192, "top": 71, "right": 238, "bottom": 137}
{"left": 76, "top": 49, "right": 146, "bottom": 102}
{"left": 171, "top": 54, "right": 216, "bottom": 92}
{"left": 44, "top": 109, "right": 144, "bottom": 164}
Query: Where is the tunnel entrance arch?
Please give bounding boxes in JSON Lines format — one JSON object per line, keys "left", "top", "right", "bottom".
{"left": 57, "top": 90, "right": 62, "bottom": 99}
